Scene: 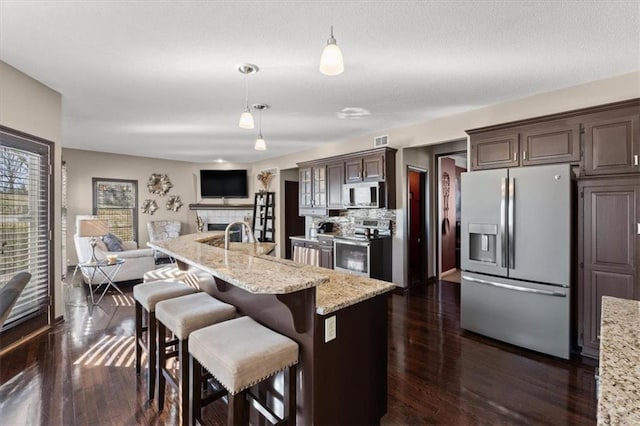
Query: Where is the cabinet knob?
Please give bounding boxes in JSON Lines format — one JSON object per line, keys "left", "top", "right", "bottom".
{"left": 634, "top": 154, "right": 638, "bottom": 166}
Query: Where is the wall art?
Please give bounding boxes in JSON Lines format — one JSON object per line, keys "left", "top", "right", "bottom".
{"left": 166, "top": 195, "right": 183, "bottom": 212}
{"left": 141, "top": 199, "right": 158, "bottom": 215}
{"left": 147, "top": 173, "right": 173, "bottom": 196}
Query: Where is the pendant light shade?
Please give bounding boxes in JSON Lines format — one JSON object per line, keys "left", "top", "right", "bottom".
{"left": 320, "top": 26, "right": 344, "bottom": 76}
{"left": 253, "top": 104, "right": 268, "bottom": 151}
{"left": 239, "top": 107, "right": 254, "bottom": 129}
{"left": 254, "top": 135, "right": 266, "bottom": 151}
{"left": 237, "top": 63, "right": 259, "bottom": 129}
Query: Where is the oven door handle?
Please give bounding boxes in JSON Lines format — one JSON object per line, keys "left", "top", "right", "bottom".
{"left": 334, "top": 239, "right": 370, "bottom": 247}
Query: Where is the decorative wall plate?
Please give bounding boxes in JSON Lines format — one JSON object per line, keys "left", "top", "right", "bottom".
{"left": 166, "top": 195, "right": 183, "bottom": 212}
{"left": 142, "top": 199, "right": 158, "bottom": 215}
{"left": 147, "top": 173, "right": 173, "bottom": 196}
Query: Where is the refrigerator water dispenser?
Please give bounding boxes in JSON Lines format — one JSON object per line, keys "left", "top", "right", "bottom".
{"left": 468, "top": 223, "right": 497, "bottom": 264}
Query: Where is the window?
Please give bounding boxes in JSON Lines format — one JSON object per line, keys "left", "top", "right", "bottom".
{"left": 0, "top": 127, "right": 52, "bottom": 338}
{"left": 92, "top": 178, "right": 138, "bottom": 242}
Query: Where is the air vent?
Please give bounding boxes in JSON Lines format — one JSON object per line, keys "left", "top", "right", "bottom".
{"left": 374, "top": 135, "right": 389, "bottom": 147}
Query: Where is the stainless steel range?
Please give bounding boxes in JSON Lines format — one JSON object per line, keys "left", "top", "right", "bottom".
{"left": 334, "top": 219, "right": 392, "bottom": 281}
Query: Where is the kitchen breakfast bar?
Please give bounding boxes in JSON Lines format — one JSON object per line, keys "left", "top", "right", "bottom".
{"left": 148, "top": 232, "right": 395, "bottom": 425}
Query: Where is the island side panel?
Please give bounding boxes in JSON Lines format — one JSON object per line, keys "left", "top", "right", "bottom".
{"left": 314, "top": 293, "right": 390, "bottom": 425}
{"left": 199, "top": 277, "right": 316, "bottom": 425}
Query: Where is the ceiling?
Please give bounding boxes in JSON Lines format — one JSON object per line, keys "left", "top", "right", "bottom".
{"left": 1, "top": 1, "right": 638, "bottom": 164}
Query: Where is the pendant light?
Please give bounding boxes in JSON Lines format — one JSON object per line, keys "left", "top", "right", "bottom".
{"left": 237, "top": 63, "right": 259, "bottom": 129}
{"left": 253, "top": 104, "right": 268, "bottom": 151}
{"left": 319, "top": 26, "right": 344, "bottom": 76}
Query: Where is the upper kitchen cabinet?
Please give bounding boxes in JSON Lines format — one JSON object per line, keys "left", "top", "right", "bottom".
{"left": 345, "top": 153, "right": 386, "bottom": 182}
{"left": 519, "top": 120, "right": 581, "bottom": 166}
{"left": 469, "top": 121, "right": 581, "bottom": 170}
{"left": 469, "top": 132, "right": 520, "bottom": 170}
{"left": 583, "top": 106, "right": 640, "bottom": 176}
{"left": 326, "top": 160, "right": 345, "bottom": 209}
{"left": 299, "top": 164, "right": 328, "bottom": 216}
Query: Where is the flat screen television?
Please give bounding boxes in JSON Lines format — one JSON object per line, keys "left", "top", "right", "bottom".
{"left": 200, "top": 169, "right": 248, "bottom": 198}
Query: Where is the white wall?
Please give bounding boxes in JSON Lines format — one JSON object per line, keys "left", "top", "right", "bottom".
{"left": 0, "top": 61, "right": 63, "bottom": 318}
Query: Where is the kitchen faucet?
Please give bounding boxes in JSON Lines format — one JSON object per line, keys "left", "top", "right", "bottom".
{"left": 224, "top": 221, "right": 256, "bottom": 250}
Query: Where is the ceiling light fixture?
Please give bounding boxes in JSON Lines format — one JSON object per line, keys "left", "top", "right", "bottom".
{"left": 237, "top": 63, "right": 259, "bottom": 129}
{"left": 253, "top": 104, "right": 268, "bottom": 151}
{"left": 320, "top": 26, "right": 344, "bottom": 76}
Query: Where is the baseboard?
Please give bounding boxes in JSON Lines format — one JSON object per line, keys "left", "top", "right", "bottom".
{"left": 0, "top": 325, "right": 50, "bottom": 358}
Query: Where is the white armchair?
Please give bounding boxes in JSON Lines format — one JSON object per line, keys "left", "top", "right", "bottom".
{"left": 73, "top": 216, "right": 156, "bottom": 284}
{"left": 147, "top": 220, "right": 182, "bottom": 262}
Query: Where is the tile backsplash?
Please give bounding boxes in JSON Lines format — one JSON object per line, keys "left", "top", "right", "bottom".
{"left": 310, "top": 208, "right": 397, "bottom": 236}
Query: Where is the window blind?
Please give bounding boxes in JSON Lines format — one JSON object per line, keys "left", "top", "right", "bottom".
{"left": 0, "top": 133, "right": 51, "bottom": 331}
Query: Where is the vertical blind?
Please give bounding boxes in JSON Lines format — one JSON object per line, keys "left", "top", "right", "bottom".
{"left": 0, "top": 131, "right": 51, "bottom": 331}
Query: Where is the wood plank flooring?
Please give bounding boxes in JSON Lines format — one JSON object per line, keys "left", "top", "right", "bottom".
{"left": 0, "top": 277, "right": 597, "bottom": 425}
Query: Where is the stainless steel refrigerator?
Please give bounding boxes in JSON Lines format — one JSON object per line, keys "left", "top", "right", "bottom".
{"left": 460, "top": 163, "right": 571, "bottom": 359}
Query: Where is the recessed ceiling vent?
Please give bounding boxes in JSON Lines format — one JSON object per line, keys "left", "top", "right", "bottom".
{"left": 374, "top": 135, "right": 389, "bottom": 147}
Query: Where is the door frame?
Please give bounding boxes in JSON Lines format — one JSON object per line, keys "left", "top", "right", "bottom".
{"left": 435, "top": 151, "right": 467, "bottom": 279}
{"left": 406, "top": 166, "right": 428, "bottom": 285}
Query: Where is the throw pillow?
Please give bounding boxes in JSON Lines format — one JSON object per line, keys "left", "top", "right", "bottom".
{"left": 102, "top": 233, "right": 124, "bottom": 252}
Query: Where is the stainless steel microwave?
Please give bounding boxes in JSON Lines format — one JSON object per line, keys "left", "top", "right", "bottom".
{"left": 343, "top": 182, "right": 383, "bottom": 208}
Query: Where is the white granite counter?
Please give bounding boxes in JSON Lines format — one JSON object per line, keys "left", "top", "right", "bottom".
{"left": 149, "top": 232, "right": 395, "bottom": 314}
{"left": 597, "top": 296, "right": 640, "bottom": 425}
{"left": 148, "top": 232, "right": 328, "bottom": 294}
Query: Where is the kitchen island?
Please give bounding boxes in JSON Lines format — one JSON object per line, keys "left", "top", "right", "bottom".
{"left": 148, "top": 232, "right": 395, "bottom": 425}
{"left": 597, "top": 296, "right": 640, "bottom": 425}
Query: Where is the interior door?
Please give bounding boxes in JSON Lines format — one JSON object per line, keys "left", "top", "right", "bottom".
{"left": 461, "top": 168, "right": 508, "bottom": 277}
{"left": 508, "top": 164, "right": 571, "bottom": 286}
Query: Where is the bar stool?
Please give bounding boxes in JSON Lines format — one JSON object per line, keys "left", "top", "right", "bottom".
{"left": 189, "top": 316, "right": 299, "bottom": 425}
{"left": 155, "top": 292, "right": 236, "bottom": 425}
{"left": 133, "top": 280, "right": 197, "bottom": 401}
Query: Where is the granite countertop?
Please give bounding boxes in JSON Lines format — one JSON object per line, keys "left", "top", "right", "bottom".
{"left": 148, "top": 232, "right": 328, "bottom": 294}
{"left": 150, "top": 232, "right": 395, "bottom": 313}
{"left": 597, "top": 296, "right": 640, "bottom": 425}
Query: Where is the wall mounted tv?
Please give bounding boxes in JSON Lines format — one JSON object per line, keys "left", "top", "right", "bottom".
{"left": 200, "top": 169, "right": 248, "bottom": 198}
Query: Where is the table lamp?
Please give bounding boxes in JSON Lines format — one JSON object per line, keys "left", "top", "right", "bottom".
{"left": 78, "top": 219, "right": 109, "bottom": 264}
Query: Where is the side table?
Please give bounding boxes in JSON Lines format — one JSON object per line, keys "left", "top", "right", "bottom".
{"left": 79, "top": 259, "right": 126, "bottom": 306}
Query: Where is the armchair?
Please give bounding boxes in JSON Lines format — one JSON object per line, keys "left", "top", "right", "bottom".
{"left": 147, "top": 220, "right": 182, "bottom": 262}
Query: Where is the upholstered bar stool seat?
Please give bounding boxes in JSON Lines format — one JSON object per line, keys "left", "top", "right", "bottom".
{"left": 189, "top": 316, "right": 299, "bottom": 425}
{"left": 133, "top": 280, "right": 196, "bottom": 401}
{"left": 155, "top": 292, "right": 236, "bottom": 424}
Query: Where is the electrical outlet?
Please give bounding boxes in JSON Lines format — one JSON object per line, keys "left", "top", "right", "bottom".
{"left": 324, "top": 316, "right": 336, "bottom": 342}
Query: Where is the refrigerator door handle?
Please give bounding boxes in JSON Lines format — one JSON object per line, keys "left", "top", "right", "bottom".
{"left": 500, "top": 177, "right": 508, "bottom": 268}
{"left": 463, "top": 275, "right": 568, "bottom": 297}
{"left": 508, "top": 177, "right": 515, "bottom": 269}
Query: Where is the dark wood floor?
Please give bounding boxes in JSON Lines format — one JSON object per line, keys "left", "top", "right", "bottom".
{"left": 0, "top": 277, "right": 597, "bottom": 425}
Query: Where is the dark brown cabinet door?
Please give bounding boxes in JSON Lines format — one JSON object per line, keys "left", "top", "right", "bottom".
{"left": 345, "top": 159, "right": 363, "bottom": 183}
{"left": 320, "top": 246, "right": 334, "bottom": 269}
{"left": 520, "top": 122, "right": 581, "bottom": 166}
{"left": 326, "top": 161, "right": 345, "bottom": 209}
{"left": 580, "top": 178, "right": 639, "bottom": 357}
{"left": 470, "top": 133, "right": 519, "bottom": 170}
{"left": 584, "top": 108, "right": 640, "bottom": 176}
{"left": 362, "top": 154, "right": 384, "bottom": 181}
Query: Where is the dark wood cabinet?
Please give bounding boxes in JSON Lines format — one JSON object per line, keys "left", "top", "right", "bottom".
{"left": 583, "top": 107, "right": 640, "bottom": 176}
{"left": 299, "top": 165, "right": 327, "bottom": 216}
{"left": 470, "top": 133, "right": 519, "bottom": 170}
{"left": 345, "top": 153, "right": 385, "bottom": 182}
{"left": 298, "top": 147, "right": 396, "bottom": 212}
{"left": 326, "top": 161, "right": 345, "bottom": 209}
{"left": 520, "top": 121, "right": 581, "bottom": 166}
{"left": 578, "top": 177, "right": 639, "bottom": 358}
